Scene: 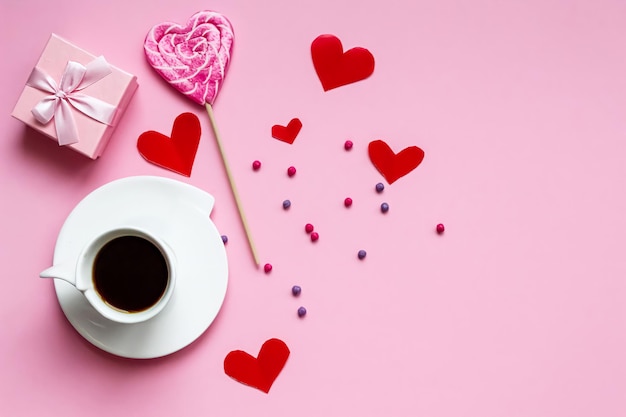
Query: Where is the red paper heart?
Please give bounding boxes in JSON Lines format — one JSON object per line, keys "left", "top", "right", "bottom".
{"left": 271, "top": 118, "right": 302, "bottom": 144}
{"left": 368, "top": 140, "right": 425, "bottom": 184}
{"left": 311, "top": 34, "right": 375, "bottom": 91}
{"left": 224, "top": 338, "right": 290, "bottom": 393}
{"left": 137, "top": 113, "right": 201, "bottom": 177}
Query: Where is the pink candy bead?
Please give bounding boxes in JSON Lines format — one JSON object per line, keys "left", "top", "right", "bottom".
{"left": 344, "top": 197, "right": 353, "bottom": 207}
{"left": 264, "top": 263, "right": 273, "bottom": 273}
{"left": 252, "top": 160, "right": 261, "bottom": 170}
{"left": 305, "top": 223, "right": 314, "bottom": 233}
{"left": 344, "top": 140, "right": 353, "bottom": 150}
{"left": 436, "top": 223, "right": 445, "bottom": 234}
{"left": 310, "top": 232, "right": 319, "bottom": 242}
{"left": 287, "top": 166, "right": 296, "bottom": 177}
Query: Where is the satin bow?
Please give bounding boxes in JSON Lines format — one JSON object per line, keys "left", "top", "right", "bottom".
{"left": 26, "top": 56, "right": 117, "bottom": 146}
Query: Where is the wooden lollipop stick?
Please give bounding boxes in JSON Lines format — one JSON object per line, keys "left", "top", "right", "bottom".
{"left": 205, "top": 103, "right": 260, "bottom": 266}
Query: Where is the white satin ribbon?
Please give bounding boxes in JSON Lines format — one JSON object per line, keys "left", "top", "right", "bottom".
{"left": 26, "top": 56, "right": 117, "bottom": 146}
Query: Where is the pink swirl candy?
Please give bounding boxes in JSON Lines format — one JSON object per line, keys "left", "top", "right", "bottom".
{"left": 144, "top": 11, "right": 234, "bottom": 105}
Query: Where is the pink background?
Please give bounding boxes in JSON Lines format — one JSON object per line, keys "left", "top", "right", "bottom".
{"left": 1, "top": 0, "right": 625, "bottom": 416}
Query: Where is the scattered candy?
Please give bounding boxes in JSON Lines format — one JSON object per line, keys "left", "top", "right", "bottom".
{"left": 283, "top": 199, "right": 291, "bottom": 209}
{"left": 436, "top": 223, "right": 445, "bottom": 234}
{"left": 344, "top": 197, "right": 353, "bottom": 207}
{"left": 310, "top": 232, "right": 319, "bottom": 242}
{"left": 375, "top": 182, "right": 384, "bottom": 193}
{"left": 264, "top": 263, "right": 273, "bottom": 273}
{"left": 292, "top": 285, "right": 302, "bottom": 296}
{"left": 305, "top": 223, "right": 314, "bottom": 233}
{"left": 297, "top": 306, "right": 307, "bottom": 317}
{"left": 381, "top": 202, "right": 389, "bottom": 213}
{"left": 252, "top": 160, "right": 261, "bottom": 170}
{"left": 344, "top": 140, "right": 353, "bottom": 150}
{"left": 287, "top": 166, "right": 297, "bottom": 177}
{"left": 221, "top": 235, "right": 228, "bottom": 244}
{"left": 358, "top": 250, "right": 367, "bottom": 259}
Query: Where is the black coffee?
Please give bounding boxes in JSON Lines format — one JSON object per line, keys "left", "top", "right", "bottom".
{"left": 93, "top": 235, "right": 169, "bottom": 313}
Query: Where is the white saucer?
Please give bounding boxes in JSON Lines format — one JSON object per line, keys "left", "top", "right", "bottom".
{"left": 50, "top": 176, "right": 228, "bottom": 359}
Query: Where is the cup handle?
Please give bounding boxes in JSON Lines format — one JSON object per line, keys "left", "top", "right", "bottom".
{"left": 39, "top": 263, "right": 79, "bottom": 288}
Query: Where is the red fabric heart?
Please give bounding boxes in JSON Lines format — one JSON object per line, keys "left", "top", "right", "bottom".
{"left": 311, "top": 34, "right": 375, "bottom": 91}
{"left": 271, "top": 118, "right": 302, "bottom": 144}
{"left": 368, "top": 140, "right": 425, "bottom": 184}
{"left": 224, "top": 338, "right": 290, "bottom": 393}
{"left": 137, "top": 113, "right": 201, "bottom": 177}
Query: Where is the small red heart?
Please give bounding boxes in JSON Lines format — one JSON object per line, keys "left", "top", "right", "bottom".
{"left": 271, "top": 118, "right": 302, "bottom": 144}
{"left": 311, "top": 34, "right": 375, "bottom": 91}
{"left": 224, "top": 338, "right": 290, "bottom": 393}
{"left": 368, "top": 140, "right": 425, "bottom": 184}
{"left": 137, "top": 113, "right": 201, "bottom": 177}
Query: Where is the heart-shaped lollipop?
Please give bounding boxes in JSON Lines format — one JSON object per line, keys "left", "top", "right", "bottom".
{"left": 144, "top": 11, "right": 234, "bottom": 106}
{"left": 144, "top": 11, "right": 259, "bottom": 266}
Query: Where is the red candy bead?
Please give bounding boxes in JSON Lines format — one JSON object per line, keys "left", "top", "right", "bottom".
{"left": 264, "top": 263, "right": 273, "bottom": 273}
{"left": 310, "top": 232, "right": 319, "bottom": 242}
{"left": 287, "top": 166, "right": 296, "bottom": 177}
{"left": 305, "top": 223, "right": 314, "bottom": 233}
{"left": 344, "top": 197, "right": 353, "bottom": 207}
{"left": 344, "top": 140, "right": 353, "bottom": 150}
{"left": 252, "top": 160, "right": 261, "bottom": 170}
{"left": 436, "top": 223, "right": 445, "bottom": 234}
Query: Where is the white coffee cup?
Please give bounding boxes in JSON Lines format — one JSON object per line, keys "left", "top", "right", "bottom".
{"left": 40, "top": 226, "right": 176, "bottom": 324}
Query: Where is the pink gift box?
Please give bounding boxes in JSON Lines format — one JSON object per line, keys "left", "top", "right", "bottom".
{"left": 11, "top": 34, "right": 138, "bottom": 159}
